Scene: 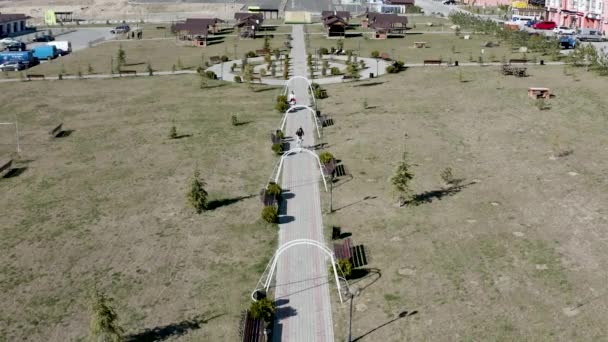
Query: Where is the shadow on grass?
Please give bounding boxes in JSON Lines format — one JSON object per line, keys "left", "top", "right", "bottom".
{"left": 207, "top": 194, "right": 256, "bottom": 210}
{"left": 278, "top": 215, "right": 294, "bottom": 224}
{"left": 125, "top": 313, "right": 224, "bottom": 342}
{"left": 406, "top": 181, "right": 473, "bottom": 206}
{"left": 253, "top": 86, "right": 280, "bottom": 93}
{"left": 55, "top": 129, "right": 74, "bottom": 138}
{"left": 124, "top": 61, "right": 146, "bottom": 67}
{"left": 234, "top": 121, "right": 252, "bottom": 126}
{"left": 354, "top": 82, "right": 384, "bottom": 87}
{"left": 334, "top": 195, "right": 377, "bottom": 212}
{"left": 171, "top": 134, "right": 192, "bottom": 140}
{"left": 349, "top": 268, "right": 381, "bottom": 292}
{"left": 3, "top": 167, "right": 27, "bottom": 178}
{"left": 351, "top": 310, "right": 417, "bottom": 342}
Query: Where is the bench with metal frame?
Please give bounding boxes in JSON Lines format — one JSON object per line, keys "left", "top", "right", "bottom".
{"left": 238, "top": 310, "right": 266, "bottom": 342}
{"left": 26, "top": 74, "right": 45, "bottom": 80}
{"left": 49, "top": 123, "right": 63, "bottom": 137}
{"left": 423, "top": 59, "right": 442, "bottom": 66}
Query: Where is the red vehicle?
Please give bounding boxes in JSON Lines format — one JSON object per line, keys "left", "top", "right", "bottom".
{"left": 533, "top": 21, "right": 557, "bottom": 30}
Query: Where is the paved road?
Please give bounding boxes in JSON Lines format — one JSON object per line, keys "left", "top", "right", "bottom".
{"left": 18, "top": 28, "right": 115, "bottom": 52}
{"left": 272, "top": 24, "right": 334, "bottom": 342}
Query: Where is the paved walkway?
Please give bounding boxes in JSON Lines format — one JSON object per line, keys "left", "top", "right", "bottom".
{"left": 272, "top": 24, "right": 334, "bottom": 342}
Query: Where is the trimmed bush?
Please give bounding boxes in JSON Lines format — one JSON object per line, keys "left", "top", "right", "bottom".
{"left": 266, "top": 182, "right": 282, "bottom": 197}
{"left": 246, "top": 50, "right": 257, "bottom": 58}
{"left": 261, "top": 206, "right": 279, "bottom": 223}
{"left": 319, "top": 151, "right": 334, "bottom": 164}
{"left": 234, "top": 75, "right": 242, "bottom": 83}
{"left": 250, "top": 298, "right": 276, "bottom": 322}
{"left": 330, "top": 67, "right": 341, "bottom": 75}
{"left": 221, "top": 55, "right": 229, "bottom": 62}
{"left": 319, "top": 47, "right": 329, "bottom": 55}
{"left": 205, "top": 71, "right": 217, "bottom": 79}
{"left": 271, "top": 143, "right": 284, "bottom": 155}
{"left": 371, "top": 50, "right": 380, "bottom": 58}
{"left": 275, "top": 95, "right": 289, "bottom": 112}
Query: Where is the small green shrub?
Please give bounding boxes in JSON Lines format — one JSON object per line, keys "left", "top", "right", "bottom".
{"left": 266, "top": 182, "right": 282, "bottom": 197}
{"left": 169, "top": 125, "right": 177, "bottom": 139}
{"left": 261, "top": 206, "right": 279, "bottom": 223}
{"left": 371, "top": 50, "right": 380, "bottom": 58}
{"left": 319, "top": 47, "right": 329, "bottom": 55}
{"left": 231, "top": 115, "right": 238, "bottom": 126}
{"left": 246, "top": 50, "right": 257, "bottom": 58}
{"left": 386, "top": 65, "right": 396, "bottom": 73}
{"left": 330, "top": 67, "right": 341, "bottom": 75}
{"left": 271, "top": 143, "right": 284, "bottom": 155}
{"left": 234, "top": 75, "right": 242, "bottom": 83}
{"left": 205, "top": 71, "right": 217, "bottom": 79}
{"left": 250, "top": 298, "right": 276, "bottom": 322}
{"left": 221, "top": 55, "right": 229, "bottom": 62}
{"left": 275, "top": 95, "right": 289, "bottom": 112}
{"left": 319, "top": 151, "right": 334, "bottom": 164}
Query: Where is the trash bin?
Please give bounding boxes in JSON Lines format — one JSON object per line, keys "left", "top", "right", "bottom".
{"left": 540, "top": 60, "right": 545, "bottom": 65}
{"left": 454, "top": 61, "right": 459, "bottom": 66}
{"left": 369, "top": 72, "right": 374, "bottom": 78}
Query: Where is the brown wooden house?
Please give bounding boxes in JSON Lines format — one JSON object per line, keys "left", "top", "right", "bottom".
{"left": 323, "top": 15, "right": 348, "bottom": 37}
{"left": 234, "top": 13, "right": 264, "bottom": 38}
{"left": 368, "top": 13, "right": 408, "bottom": 39}
{"left": 321, "top": 11, "right": 351, "bottom": 22}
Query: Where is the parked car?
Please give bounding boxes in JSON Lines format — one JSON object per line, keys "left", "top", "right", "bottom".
{"left": 5, "top": 42, "right": 26, "bottom": 51}
{"left": 525, "top": 20, "right": 539, "bottom": 27}
{"left": 559, "top": 35, "right": 577, "bottom": 49}
{"left": 442, "top": 0, "right": 456, "bottom": 4}
{"left": 33, "top": 34, "right": 55, "bottom": 42}
{"left": 576, "top": 28, "right": 606, "bottom": 41}
{"left": 0, "top": 37, "right": 20, "bottom": 45}
{"left": 32, "top": 45, "right": 59, "bottom": 60}
{"left": 110, "top": 25, "right": 130, "bottom": 34}
{"left": 47, "top": 41, "right": 72, "bottom": 55}
{"left": 0, "top": 61, "right": 26, "bottom": 71}
{"left": 553, "top": 26, "right": 575, "bottom": 35}
{"left": 0, "top": 50, "right": 36, "bottom": 67}
{"left": 533, "top": 21, "right": 557, "bottom": 30}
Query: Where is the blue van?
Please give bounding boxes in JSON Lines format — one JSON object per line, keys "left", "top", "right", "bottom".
{"left": 32, "top": 45, "right": 58, "bottom": 60}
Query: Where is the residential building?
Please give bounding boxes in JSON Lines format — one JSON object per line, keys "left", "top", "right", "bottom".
{"left": 546, "top": 0, "right": 606, "bottom": 32}
{"left": 367, "top": 0, "right": 415, "bottom": 14}
{"left": 0, "top": 13, "right": 30, "bottom": 37}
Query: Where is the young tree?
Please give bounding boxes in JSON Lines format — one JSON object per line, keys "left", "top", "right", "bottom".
{"left": 88, "top": 63, "right": 94, "bottom": 74}
{"left": 263, "top": 35, "right": 271, "bottom": 51}
{"left": 187, "top": 170, "right": 208, "bottom": 213}
{"left": 250, "top": 298, "right": 276, "bottom": 322}
{"left": 147, "top": 62, "right": 153, "bottom": 76}
{"left": 89, "top": 288, "right": 123, "bottom": 342}
{"left": 169, "top": 125, "right": 178, "bottom": 139}
{"left": 116, "top": 45, "right": 126, "bottom": 69}
{"left": 391, "top": 151, "right": 415, "bottom": 206}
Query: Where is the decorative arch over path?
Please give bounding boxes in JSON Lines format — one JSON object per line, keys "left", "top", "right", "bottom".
{"left": 251, "top": 239, "right": 346, "bottom": 303}
{"left": 282, "top": 76, "right": 317, "bottom": 109}
{"left": 280, "top": 105, "right": 321, "bottom": 139}
{"left": 274, "top": 147, "right": 328, "bottom": 192}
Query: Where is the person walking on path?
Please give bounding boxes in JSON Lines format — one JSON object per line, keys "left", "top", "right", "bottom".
{"left": 295, "top": 126, "right": 304, "bottom": 148}
{"left": 288, "top": 90, "right": 297, "bottom": 106}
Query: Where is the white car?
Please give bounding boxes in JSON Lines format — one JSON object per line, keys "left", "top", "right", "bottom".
{"left": 553, "top": 26, "right": 575, "bottom": 35}
{"left": 0, "top": 37, "right": 20, "bottom": 45}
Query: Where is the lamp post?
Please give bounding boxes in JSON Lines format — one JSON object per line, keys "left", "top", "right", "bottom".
{"left": 376, "top": 58, "right": 379, "bottom": 77}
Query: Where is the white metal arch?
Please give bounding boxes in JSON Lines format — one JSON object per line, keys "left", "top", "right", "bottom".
{"left": 282, "top": 76, "right": 317, "bottom": 109}
{"left": 251, "top": 239, "right": 346, "bottom": 303}
{"left": 275, "top": 147, "right": 328, "bottom": 192}
{"left": 280, "top": 105, "right": 321, "bottom": 139}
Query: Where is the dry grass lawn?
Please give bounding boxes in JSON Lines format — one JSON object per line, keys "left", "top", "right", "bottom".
{"left": 0, "top": 76, "right": 282, "bottom": 341}
{"left": 318, "top": 66, "right": 608, "bottom": 341}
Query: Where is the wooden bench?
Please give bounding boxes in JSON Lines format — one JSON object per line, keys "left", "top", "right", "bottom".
{"left": 509, "top": 59, "right": 528, "bottom": 64}
{"left": 156, "top": 26, "right": 166, "bottom": 29}
{"left": 334, "top": 237, "right": 353, "bottom": 260}
{"left": 26, "top": 74, "right": 45, "bottom": 80}
{"left": 380, "top": 53, "right": 391, "bottom": 60}
{"left": 239, "top": 310, "right": 266, "bottom": 342}
{"left": 49, "top": 123, "right": 63, "bottom": 137}
{"left": 528, "top": 87, "right": 551, "bottom": 99}
{"left": 119, "top": 70, "right": 137, "bottom": 76}
{"left": 501, "top": 65, "right": 527, "bottom": 77}
{"left": 255, "top": 49, "right": 270, "bottom": 56}
{"left": 351, "top": 244, "right": 368, "bottom": 268}
{"left": 0, "top": 158, "right": 13, "bottom": 174}
{"left": 414, "top": 41, "right": 427, "bottom": 48}
{"left": 320, "top": 115, "right": 334, "bottom": 127}
{"left": 423, "top": 59, "right": 442, "bottom": 66}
